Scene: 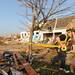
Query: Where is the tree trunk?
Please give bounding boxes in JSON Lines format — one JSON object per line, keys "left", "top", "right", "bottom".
{"left": 29, "top": 9, "right": 35, "bottom": 62}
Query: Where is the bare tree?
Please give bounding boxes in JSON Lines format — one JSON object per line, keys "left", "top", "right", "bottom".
{"left": 17, "top": 0, "right": 75, "bottom": 62}
{"left": 17, "top": 0, "right": 75, "bottom": 27}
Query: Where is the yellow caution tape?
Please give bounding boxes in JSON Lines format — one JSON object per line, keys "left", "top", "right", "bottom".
{"left": 61, "top": 46, "right": 67, "bottom": 51}
{"left": 26, "top": 43, "right": 59, "bottom": 48}
{"left": 33, "top": 43, "right": 59, "bottom": 48}
{"left": 59, "top": 43, "right": 67, "bottom": 51}
{"left": 26, "top": 43, "right": 67, "bottom": 51}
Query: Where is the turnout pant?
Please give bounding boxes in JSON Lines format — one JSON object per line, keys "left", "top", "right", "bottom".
{"left": 51, "top": 52, "right": 66, "bottom": 69}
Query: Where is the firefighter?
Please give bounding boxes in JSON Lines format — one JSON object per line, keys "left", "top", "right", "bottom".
{"left": 51, "top": 34, "right": 72, "bottom": 72}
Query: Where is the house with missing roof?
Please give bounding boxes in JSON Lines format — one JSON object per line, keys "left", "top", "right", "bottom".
{"left": 20, "top": 16, "right": 75, "bottom": 43}
{"left": 20, "top": 28, "right": 66, "bottom": 43}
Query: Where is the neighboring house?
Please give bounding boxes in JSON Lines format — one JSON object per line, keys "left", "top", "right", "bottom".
{"left": 20, "top": 28, "right": 66, "bottom": 43}
{"left": 20, "top": 31, "right": 30, "bottom": 43}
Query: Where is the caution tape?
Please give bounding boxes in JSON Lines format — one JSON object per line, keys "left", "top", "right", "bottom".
{"left": 26, "top": 43, "right": 67, "bottom": 51}
{"left": 26, "top": 43, "right": 59, "bottom": 48}
{"left": 33, "top": 43, "right": 59, "bottom": 48}
{"left": 61, "top": 46, "right": 67, "bottom": 51}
